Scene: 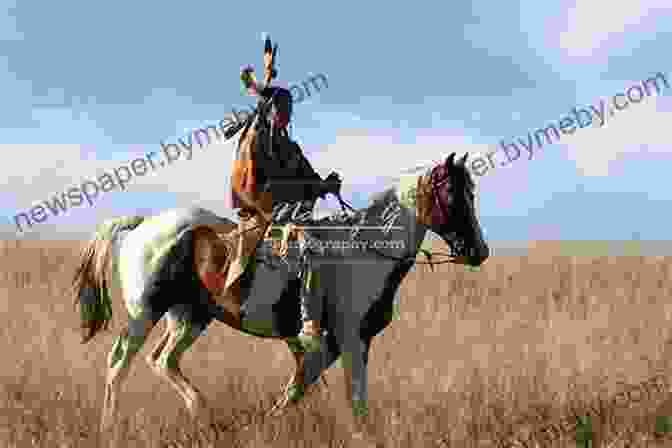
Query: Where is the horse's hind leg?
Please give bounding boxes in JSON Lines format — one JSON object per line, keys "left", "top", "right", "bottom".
{"left": 150, "top": 303, "right": 212, "bottom": 426}
{"left": 145, "top": 321, "right": 195, "bottom": 402}
{"left": 146, "top": 321, "right": 170, "bottom": 368}
{"left": 100, "top": 315, "right": 156, "bottom": 442}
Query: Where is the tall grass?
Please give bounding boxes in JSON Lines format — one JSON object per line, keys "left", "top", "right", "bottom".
{"left": 1, "top": 240, "right": 672, "bottom": 446}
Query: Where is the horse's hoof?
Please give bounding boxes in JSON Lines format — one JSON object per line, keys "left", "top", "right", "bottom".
{"left": 267, "top": 383, "right": 304, "bottom": 417}
{"left": 286, "top": 337, "right": 304, "bottom": 353}
{"left": 352, "top": 399, "right": 369, "bottom": 417}
{"left": 268, "top": 396, "right": 290, "bottom": 417}
{"left": 287, "top": 334, "right": 322, "bottom": 353}
{"left": 286, "top": 382, "right": 305, "bottom": 402}
{"left": 298, "top": 334, "right": 322, "bottom": 353}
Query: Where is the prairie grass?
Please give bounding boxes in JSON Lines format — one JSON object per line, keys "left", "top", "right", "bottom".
{"left": 1, "top": 239, "right": 672, "bottom": 446}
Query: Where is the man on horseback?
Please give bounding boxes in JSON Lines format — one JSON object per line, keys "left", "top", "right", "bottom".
{"left": 210, "top": 35, "right": 340, "bottom": 351}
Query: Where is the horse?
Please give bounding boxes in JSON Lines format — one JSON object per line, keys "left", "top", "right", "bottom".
{"left": 71, "top": 152, "right": 488, "bottom": 446}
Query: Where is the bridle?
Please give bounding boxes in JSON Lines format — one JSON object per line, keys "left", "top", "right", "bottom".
{"left": 430, "top": 170, "right": 451, "bottom": 228}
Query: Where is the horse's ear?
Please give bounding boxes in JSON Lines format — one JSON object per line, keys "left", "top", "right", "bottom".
{"left": 459, "top": 153, "right": 468, "bottom": 166}
{"left": 445, "top": 153, "right": 456, "bottom": 167}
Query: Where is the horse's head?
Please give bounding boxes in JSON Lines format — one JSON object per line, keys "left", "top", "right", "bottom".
{"left": 415, "top": 153, "right": 489, "bottom": 267}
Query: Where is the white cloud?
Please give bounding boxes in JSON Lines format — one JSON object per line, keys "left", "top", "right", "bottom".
{"left": 552, "top": 0, "right": 671, "bottom": 59}
{"left": 309, "top": 130, "right": 491, "bottom": 190}
{"left": 130, "top": 127, "right": 496, "bottom": 216}
{"left": 127, "top": 138, "right": 237, "bottom": 197}
{"left": 559, "top": 88, "right": 672, "bottom": 176}
{"left": 4, "top": 120, "right": 498, "bottom": 238}
{"left": 4, "top": 144, "right": 119, "bottom": 207}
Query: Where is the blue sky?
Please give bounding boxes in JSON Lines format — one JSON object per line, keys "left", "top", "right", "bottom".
{"left": 2, "top": 0, "right": 671, "bottom": 241}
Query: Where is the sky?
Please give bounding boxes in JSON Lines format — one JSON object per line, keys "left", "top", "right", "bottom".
{"left": 2, "top": 0, "right": 671, "bottom": 241}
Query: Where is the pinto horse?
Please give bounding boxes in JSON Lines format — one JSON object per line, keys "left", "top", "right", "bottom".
{"left": 72, "top": 153, "right": 488, "bottom": 446}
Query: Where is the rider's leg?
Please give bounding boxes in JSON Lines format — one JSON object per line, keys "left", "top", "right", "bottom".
{"left": 270, "top": 199, "right": 323, "bottom": 352}
{"left": 222, "top": 210, "right": 267, "bottom": 298}
{"left": 298, "top": 250, "right": 322, "bottom": 352}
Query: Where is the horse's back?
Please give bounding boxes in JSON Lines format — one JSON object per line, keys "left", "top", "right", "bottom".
{"left": 114, "top": 207, "right": 237, "bottom": 315}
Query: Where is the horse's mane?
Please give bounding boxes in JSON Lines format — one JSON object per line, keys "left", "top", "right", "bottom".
{"left": 312, "top": 186, "right": 400, "bottom": 227}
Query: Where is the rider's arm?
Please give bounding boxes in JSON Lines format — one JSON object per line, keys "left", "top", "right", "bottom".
{"left": 292, "top": 146, "right": 327, "bottom": 199}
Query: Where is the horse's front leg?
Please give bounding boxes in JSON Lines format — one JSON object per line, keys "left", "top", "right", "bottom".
{"left": 282, "top": 328, "right": 332, "bottom": 407}
{"left": 269, "top": 342, "right": 306, "bottom": 416}
{"left": 341, "top": 337, "right": 383, "bottom": 447}
{"left": 286, "top": 349, "right": 307, "bottom": 403}
{"left": 270, "top": 337, "right": 338, "bottom": 416}
{"left": 342, "top": 338, "right": 369, "bottom": 418}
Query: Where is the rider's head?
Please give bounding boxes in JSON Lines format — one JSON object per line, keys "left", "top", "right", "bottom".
{"left": 260, "top": 86, "right": 293, "bottom": 129}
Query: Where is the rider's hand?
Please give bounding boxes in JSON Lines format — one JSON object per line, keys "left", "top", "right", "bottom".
{"left": 241, "top": 66, "right": 257, "bottom": 91}
{"left": 277, "top": 226, "right": 290, "bottom": 258}
{"left": 323, "top": 172, "right": 342, "bottom": 196}
{"left": 326, "top": 171, "right": 341, "bottom": 182}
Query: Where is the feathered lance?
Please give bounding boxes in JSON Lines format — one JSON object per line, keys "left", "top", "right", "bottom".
{"left": 263, "top": 33, "right": 278, "bottom": 84}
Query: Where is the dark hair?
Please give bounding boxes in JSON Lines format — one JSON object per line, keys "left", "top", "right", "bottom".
{"left": 260, "top": 86, "right": 293, "bottom": 124}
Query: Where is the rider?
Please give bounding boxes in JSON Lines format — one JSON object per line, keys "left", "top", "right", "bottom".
{"left": 225, "top": 35, "right": 340, "bottom": 351}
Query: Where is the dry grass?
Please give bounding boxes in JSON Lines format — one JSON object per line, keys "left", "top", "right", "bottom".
{"left": 2, "top": 239, "right": 672, "bottom": 446}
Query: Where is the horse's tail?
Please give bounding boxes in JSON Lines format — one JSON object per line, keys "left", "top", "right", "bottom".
{"left": 72, "top": 215, "right": 145, "bottom": 344}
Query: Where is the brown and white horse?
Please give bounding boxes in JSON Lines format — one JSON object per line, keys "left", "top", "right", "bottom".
{"left": 71, "top": 152, "right": 488, "bottom": 446}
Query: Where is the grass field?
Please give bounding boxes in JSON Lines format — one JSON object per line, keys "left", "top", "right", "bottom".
{"left": 2, "top": 239, "right": 672, "bottom": 447}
